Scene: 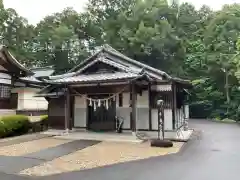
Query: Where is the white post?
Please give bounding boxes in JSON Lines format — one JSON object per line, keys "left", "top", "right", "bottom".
{"left": 183, "top": 105, "right": 189, "bottom": 131}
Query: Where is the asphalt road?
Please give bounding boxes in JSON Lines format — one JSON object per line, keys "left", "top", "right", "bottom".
{"left": 1, "top": 119, "right": 240, "bottom": 180}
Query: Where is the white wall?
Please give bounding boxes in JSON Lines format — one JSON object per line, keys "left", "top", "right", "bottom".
{"left": 184, "top": 105, "right": 189, "bottom": 119}
{"left": 136, "top": 90, "right": 149, "bottom": 130}
{"left": 17, "top": 91, "right": 25, "bottom": 110}
{"left": 72, "top": 88, "right": 176, "bottom": 131}
{"left": 116, "top": 92, "right": 131, "bottom": 129}
{"left": 0, "top": 72, "right": 11, "bottom": 85}
{"left": 151, "top": 109, "right": 173, "bottom": 131}
{"left": 74, "top": 96, "right": 87, "bottom": 127}
{"left": 116, "top": 90, "right": 173, "bottom": 131}
{"left": 175, "top": 108, "right": 184, "bottom": 129}
{"left": 137, "top": 91, "right": 149, "bottom": 107}
{"left": 151, "top": 85, "right": 171, "bottom": 92}
{"left": 13, "top": 87, "right": 48, "bottom": 110}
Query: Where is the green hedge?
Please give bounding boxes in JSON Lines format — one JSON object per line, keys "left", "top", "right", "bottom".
{"left": 31, "top": 115, "right": 48, "bottom": 132}
{"left": 40, "top": 115, "right": 48, "bottom": 122}
{"left": 0, "top": 115, "right": 30, "bottom": 138}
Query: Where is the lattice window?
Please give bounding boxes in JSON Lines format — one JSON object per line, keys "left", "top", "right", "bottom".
{"left": 150, "top": 91, "right": 173, "bottom": 109}
{"left": 0, "top": 85, "right": 11, "bottom": 98}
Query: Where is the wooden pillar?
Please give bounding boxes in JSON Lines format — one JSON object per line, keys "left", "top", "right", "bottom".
{"left": 69, "top": 92, "right": 74, "bottom": 130}
{"left": 172, "top": 83, "right": 177, "bottom": 130}
{"left": 64, "top": 87, "right": 71, "bottom": 130}
{"left": 131, "top": 83, "right": 137, "bottom": 132}
{"left": 148, "top": 83, "right": 152, "bottom": 130}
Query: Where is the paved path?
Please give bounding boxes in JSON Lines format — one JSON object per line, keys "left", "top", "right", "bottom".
{"left": 42, "top": 120, "right": 240, "bottom": 180}
{"left": 0, "top": 133, "right": 52, "bottom": 147}
{"left": 0, "top": 119, "right": 240, "bottom": 180}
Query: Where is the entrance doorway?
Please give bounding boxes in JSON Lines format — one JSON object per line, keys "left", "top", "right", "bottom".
{"left": 87, "top": 94, "right": 116, "bottom": 132}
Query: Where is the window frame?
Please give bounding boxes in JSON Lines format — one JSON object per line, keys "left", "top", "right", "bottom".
{"left": 0, "top": 84, "right": 11, "bottom": 99}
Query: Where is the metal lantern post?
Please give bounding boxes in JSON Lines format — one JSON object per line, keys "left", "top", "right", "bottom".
{"left": 157, "top": 99, "right": 165, "bottom": 140}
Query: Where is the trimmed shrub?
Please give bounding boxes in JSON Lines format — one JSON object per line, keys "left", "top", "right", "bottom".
{"left": 40, "top": 115, "right": 48, "bottom": 121}
{"left": 0, "top": 115, "right": 30, "bottom": 138}
{"left": 31, "top": 115, "right": 48, "bottom": 132}
{"left": 40, "top": 115, "right": 48, "bottom": 124}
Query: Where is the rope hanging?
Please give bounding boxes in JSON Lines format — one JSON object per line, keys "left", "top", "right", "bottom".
{"left": 68, "top": 72, "right": 147, "bottom": 111}
{"left": 71, "top": 85, "right": 128, "bottom": 101}
{"left": 70, "top": 86, "right": 127, "bottom": 111}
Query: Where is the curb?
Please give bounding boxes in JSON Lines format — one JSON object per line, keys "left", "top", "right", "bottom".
{"left": 210, "top": 120, "right": 236, "bottom": 124}
{"left": 0, "top": 133, "right": 53, "bottom": 143}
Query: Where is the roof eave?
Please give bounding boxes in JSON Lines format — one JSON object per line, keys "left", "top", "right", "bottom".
{"left": 0, "top": 46, "right": 34, "bottom": 76}
{"left": 46, "top": 77, "right": 139, "bottom": 85}
{"left": 19, "top": 78, "right": 46, "bottom": 85}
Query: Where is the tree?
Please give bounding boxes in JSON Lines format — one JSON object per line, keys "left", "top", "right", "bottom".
{"left": 1, "top": 0, "right": 240, "bottom": 120}
{"left": 34, "top": 9, "right": 89, "bottom": 72}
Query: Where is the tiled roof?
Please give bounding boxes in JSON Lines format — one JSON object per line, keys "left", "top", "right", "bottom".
{"left": 41, "top": 44, "right": 190, "bottom": 85}
{"left": 74, "top": 56, "right": 142, "bottom": 75}
{"left": 20, "top": 76, "right": 42, "bottom": 83}
{"left": 21, "top": 66, "right": 55, "bottom": 83}
{"left": 47, "top": 72, "right": 139, "bottom": 84}
{"left": 31, "top": 66, "right": 55, "bottom": 77}
{"left": 66, "top": 44, "right": 170, "bottom": 79}
{"left": 102, "top": 44, "right": 171, "bottom": 78}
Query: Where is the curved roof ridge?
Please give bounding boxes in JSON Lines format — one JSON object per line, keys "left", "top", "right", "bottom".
{"left": 102, "top": 44, "right": 172, "bottom": 79}
{"left": 48, "top": 72, "right": 76, "bottom": 80}
{"left": 0, "top": 45, "right": 33, "bottom": 75}
{"left": 30, "top": 65, "right": 54, "bottom": 71}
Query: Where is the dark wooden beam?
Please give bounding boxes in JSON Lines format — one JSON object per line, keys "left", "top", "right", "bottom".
{"left": 131, "top": 83, "right": 137, "bottom": 132}
{"left": 0, "top": 58, "right": 21, "bottom": 75}
{"left": 0, "top": 69, "right": 11, "bottom": 74}
{"left": 64, "top": 87, "right": 71, "bottom": 130}
{"left": 70, "top": 85, "right": 129, "bottom": 95}
{"left": 69, "top": 93, "right": 74, "bottom": 130}
{"left": 172, "top": 83, "right": 177, "bottom": 130}
{"left": 148, "top": 83, "right": 152, "bottom": 130}
{"left": 86, "top": 96, "right": 89, "bottom": 130}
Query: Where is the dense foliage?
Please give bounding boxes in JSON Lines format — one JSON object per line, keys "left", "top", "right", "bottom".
{"left": 31, "top": 115, "right": 48, "bottom": 132}
{"left": 0, "top": 115, "right": 30, "bottom": 137}
{"left": 1, "top": 0, "right": 240, "bottom": 120}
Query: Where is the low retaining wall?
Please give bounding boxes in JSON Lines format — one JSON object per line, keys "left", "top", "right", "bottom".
{"left": 0, "top": 109, "right": 16, "bottom": 116}
{"left": 16, "top": 110, "right": 48, "bottom": 116}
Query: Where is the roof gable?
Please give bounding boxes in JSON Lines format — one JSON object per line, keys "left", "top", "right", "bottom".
{"left": 45, "top": 44, "right": 191, "bottom": 86}
{"left": 74, "top": 55, "right": 141, "bottom": 75}
{"left": 65, "top": 44, "right": 169, "bottom": 80}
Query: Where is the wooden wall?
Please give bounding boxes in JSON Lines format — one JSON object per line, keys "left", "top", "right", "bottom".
{"left": 48, "top": 96, "right": 66, "bottom": 129}
{"left": 0, "top": 98, "right": 11, "bottom": 109}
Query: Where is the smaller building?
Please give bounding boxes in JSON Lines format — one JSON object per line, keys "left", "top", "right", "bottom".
{"left": 38, "top": 44, "right": 191, "bottom": 138}
{"left": 0, "top": 45, "right": 52, "bottom": 116}
{"left": 14, "top": 66, "right": 55, "bottom": 115}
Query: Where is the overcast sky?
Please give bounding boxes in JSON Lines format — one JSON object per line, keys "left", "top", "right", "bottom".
{"left": 3, "top": 0, "right": 240, "bottom": 25}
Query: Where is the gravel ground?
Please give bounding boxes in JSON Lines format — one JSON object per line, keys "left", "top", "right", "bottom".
{"left": 0, "top": 138, "right": 72, "bottom": 156}
{"left": 20, "top": 141, "right": 183, "bottom": 176}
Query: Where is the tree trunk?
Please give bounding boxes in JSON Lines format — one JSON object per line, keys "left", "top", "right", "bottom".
{"left": 225, "top": 71, "right": 230, "bottom": 104}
